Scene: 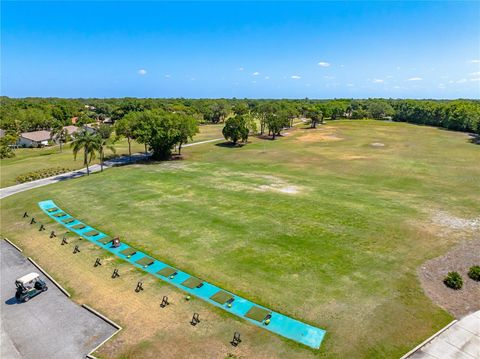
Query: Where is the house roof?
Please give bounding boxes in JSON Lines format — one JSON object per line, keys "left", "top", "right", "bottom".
{"left": 63, "top": 125, "right": 80, "bottom": 135}
{"left": 20, "top": 130, "right": 51, "bottom": 142}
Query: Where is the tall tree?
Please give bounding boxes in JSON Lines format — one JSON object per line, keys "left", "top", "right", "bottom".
{"left": 222, "top": 115, "right": 249, "bottom": 145}
{"left": 71, "top": 130, "right": 101, "bottom": 175}
{"left": 115, "top": 115, "right": 136, "bottom": 158}
{"left": 50, "top": 121, "right": 68, "bottom": 152}
{"left": 175, "top": 114, "right": 199, "bottom": 155}
{"left": 132, "top": 110, "right": 181, "bottom": 160}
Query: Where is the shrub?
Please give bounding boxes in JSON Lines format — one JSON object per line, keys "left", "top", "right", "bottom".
{"left": 15, "top": 167, "right": 71, "bottom": 184}
{"left": 443, "top": 271, "right": 463, "bottom": 290}
{"left": 468, "top": 265, "right": 480, "bottom": 281}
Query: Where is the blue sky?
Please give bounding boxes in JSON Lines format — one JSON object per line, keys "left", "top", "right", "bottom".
{"left": 2, "top": 1, "right": 479, "bottom": 99}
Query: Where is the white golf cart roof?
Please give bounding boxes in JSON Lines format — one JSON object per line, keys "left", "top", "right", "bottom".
{"left": 16, "top": 272, "right": 40, "bottom": 285}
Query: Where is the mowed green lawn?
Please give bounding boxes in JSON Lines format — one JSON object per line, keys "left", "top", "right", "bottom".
{"left": 0, "top": 124, "right": 223, "bottom": 187}
{"left": 1, "top": 120, "right": 479, "bottom": 358}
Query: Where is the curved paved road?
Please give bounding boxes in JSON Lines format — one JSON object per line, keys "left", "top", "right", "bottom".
{"left": 0, "top": 138, "right": 223, "bottom": 200}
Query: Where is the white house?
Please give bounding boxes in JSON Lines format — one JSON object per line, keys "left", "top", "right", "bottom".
{"left": 18, "top": 130, "right": 52, "bottom": 148}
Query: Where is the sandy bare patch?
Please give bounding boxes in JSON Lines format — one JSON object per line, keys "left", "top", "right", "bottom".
{"left": 339, "top": 155, "right": 368, "bottom": 160}
{"left": 370, "top": 142, "right": 385, "bottom": 147}
{"left": 209, "top": 171, "right": 303, "bottom": 195}
{"left": 257, "top": 184, "right": 299, "bottom": 194}
{"left": 432, "top": 211, "right": 480, "bottom": 232}
{"left": 418, "top": 239, "right": 480, "bottom": 318}
{"left": 297, "top": 127, "right": 342, "bottom": 142}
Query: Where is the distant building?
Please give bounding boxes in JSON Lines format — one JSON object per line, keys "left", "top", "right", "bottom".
{"left": 83, "top": 124, "right": 97, "bottom": 134}
{"left": 18, "top": 130, "right": 51, "bottom": 147}
{"left": 63, "top": 125, "right": 80, "bottom": 137}
{"left": 71, "top": 117, "right": 78, "bottom": 124}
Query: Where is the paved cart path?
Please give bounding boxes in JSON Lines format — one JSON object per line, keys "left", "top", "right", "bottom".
{"left": 405, "top": 310, "right": 480, "bottom": 359}
{"left": 0, "top": 138, "right": 223, "bottom": 200}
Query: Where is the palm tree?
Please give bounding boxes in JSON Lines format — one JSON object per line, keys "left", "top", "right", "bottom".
{"left": 97, "top": 136, "right": 116, "bottom": 172}
{"left": 51, "top": 122, "right": 68, "bottom": 152}
{"left": 71, "top": 130, "right": 100, "bottom": 175}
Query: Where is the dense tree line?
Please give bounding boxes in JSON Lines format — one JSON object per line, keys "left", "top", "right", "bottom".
{"left": 1, "top": 97, "right": 479, "bottom": 158}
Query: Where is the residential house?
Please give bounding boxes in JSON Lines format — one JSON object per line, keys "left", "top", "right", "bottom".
{"left": 18, "top": 130, "right": 52, "bottom": 148}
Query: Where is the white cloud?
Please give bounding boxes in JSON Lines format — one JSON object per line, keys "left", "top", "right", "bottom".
{"left": 291, "top": 75, "right": 301, "bottom": 79}
{"left": 238, "top": 67, "right": 244, "bottom": 71}
{"left": 470, "top": 77, "right": 480, "bottom": 82}
{"left": 456, "top": 78, "right": 467, "bottom": 83}
{"left": 470, "top": 59, "right": 480, "bottom": 63}
{"left": 407, "top": 77, "right": 422, "bottom": 81}
{"left": 190, "top": 77, "right": 195, "bottom": 81}
{"left": 137, "top": 69, "right": 147, "bottom": 75}
{"left": 252, "top": 71, "right": 260, "bottom": 76}
{"left": 346, "top": 83, "right": 355, "bottom": 87}
{"left": 264, "top": 76, "right": 270, "bottom": 80}
{"left": 318, "top": 61, "right": 330, "bottom": 67}
{"left": 251, "top": 80, "right": 257, "bottom": 84}
{"left": 393, "top": 85, "right": 401, "bottom": 89}
{"left": 470, "top": 71, "right": 480, "bottom": 76}
{"left": 438, "top": 83, "right": 446, "bottom": 89}
{"left": 323, "top": 75, "right": 335, "bottom": 80}
{"left": 372, "top": 79, "right": 384, "bottom": 83}
{"left": 165, "top": 74, "right": 171, "bottom": 78}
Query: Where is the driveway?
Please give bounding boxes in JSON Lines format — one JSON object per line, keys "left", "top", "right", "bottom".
{"left": 0, "top": 240, "right": 117, "bottom": 359}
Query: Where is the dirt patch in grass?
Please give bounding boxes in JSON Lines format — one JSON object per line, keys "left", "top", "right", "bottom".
{"left": 418, "top": 239, "right": 480, "bottom": 318}
{"left": 297, "top": 127, "right": 343, "bottom": 142}
{"left": 339, "top": 155, "right": 369, "bottom": 160}
{"left": 370, "top": 142, "right": 385, "bottom": 147}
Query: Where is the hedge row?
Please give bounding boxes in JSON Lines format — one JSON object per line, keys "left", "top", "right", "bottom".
{"left": 16, "top": 167, "right": 71, "bottom": 183}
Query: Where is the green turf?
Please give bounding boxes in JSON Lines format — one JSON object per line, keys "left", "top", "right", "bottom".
{"left": 245, "top": 306, "right": 271, "bottom": 322}
{"left": 120, "top": 248, "right": 137, "bottom": 257}
{"left": 98, "top": 236, "right": 113, "bottom": 245}
{"left": 1, "top": 120, "right": 478, "bottom": 358}
{"left": 84, "top": 230, "right": 99, "bottom": 237}
{"left": 157, "top": 267, "right": 177, "bottom": 277}
{"left": 210, "top": 290, "right": 233, "bottom": 305}
{"left": 72, "top": 223, "right": 86, "bottom": 230}
{"left": 61, "top": 218, "right": 75, "bottom": 224}
{"left": 136, "top": 256, "right": 154, "bottom": 267}
{"left": 181, "top": 276, "right": 203, "bottom": 288}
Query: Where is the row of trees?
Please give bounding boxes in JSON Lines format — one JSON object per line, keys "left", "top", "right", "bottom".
{"left": 2, "top": 97, "right": 479, "bottom": 134}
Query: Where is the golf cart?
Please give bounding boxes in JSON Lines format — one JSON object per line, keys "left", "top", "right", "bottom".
{"left": 15, "top": 272, "right": 48, "bottom": 302}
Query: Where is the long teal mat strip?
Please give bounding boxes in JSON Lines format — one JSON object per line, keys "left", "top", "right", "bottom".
{"left": 39, "top": 200, "right": 326, "bottom": 349}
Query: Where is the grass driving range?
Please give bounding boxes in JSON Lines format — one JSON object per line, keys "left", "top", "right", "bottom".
{"left": 1, "top": 120, "right": 479, "bottom": 358}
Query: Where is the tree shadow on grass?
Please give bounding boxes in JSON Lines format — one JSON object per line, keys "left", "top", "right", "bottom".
{"left": 215, "top": 142, "right": 245, "bottom": 148}
{"left": 468, "top": 134, "right": 480, "bottom": 145}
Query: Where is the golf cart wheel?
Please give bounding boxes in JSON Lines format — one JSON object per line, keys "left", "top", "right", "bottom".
{"left": 23, "top": 296, "right": 29, "bottom": 302}
{"left": 43, "top": 286, "right": 48, "bottom": 292}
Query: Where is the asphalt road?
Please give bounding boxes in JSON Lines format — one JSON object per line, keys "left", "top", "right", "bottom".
{"left": 0, "top": 240, "right": 117, "bottom": 359}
